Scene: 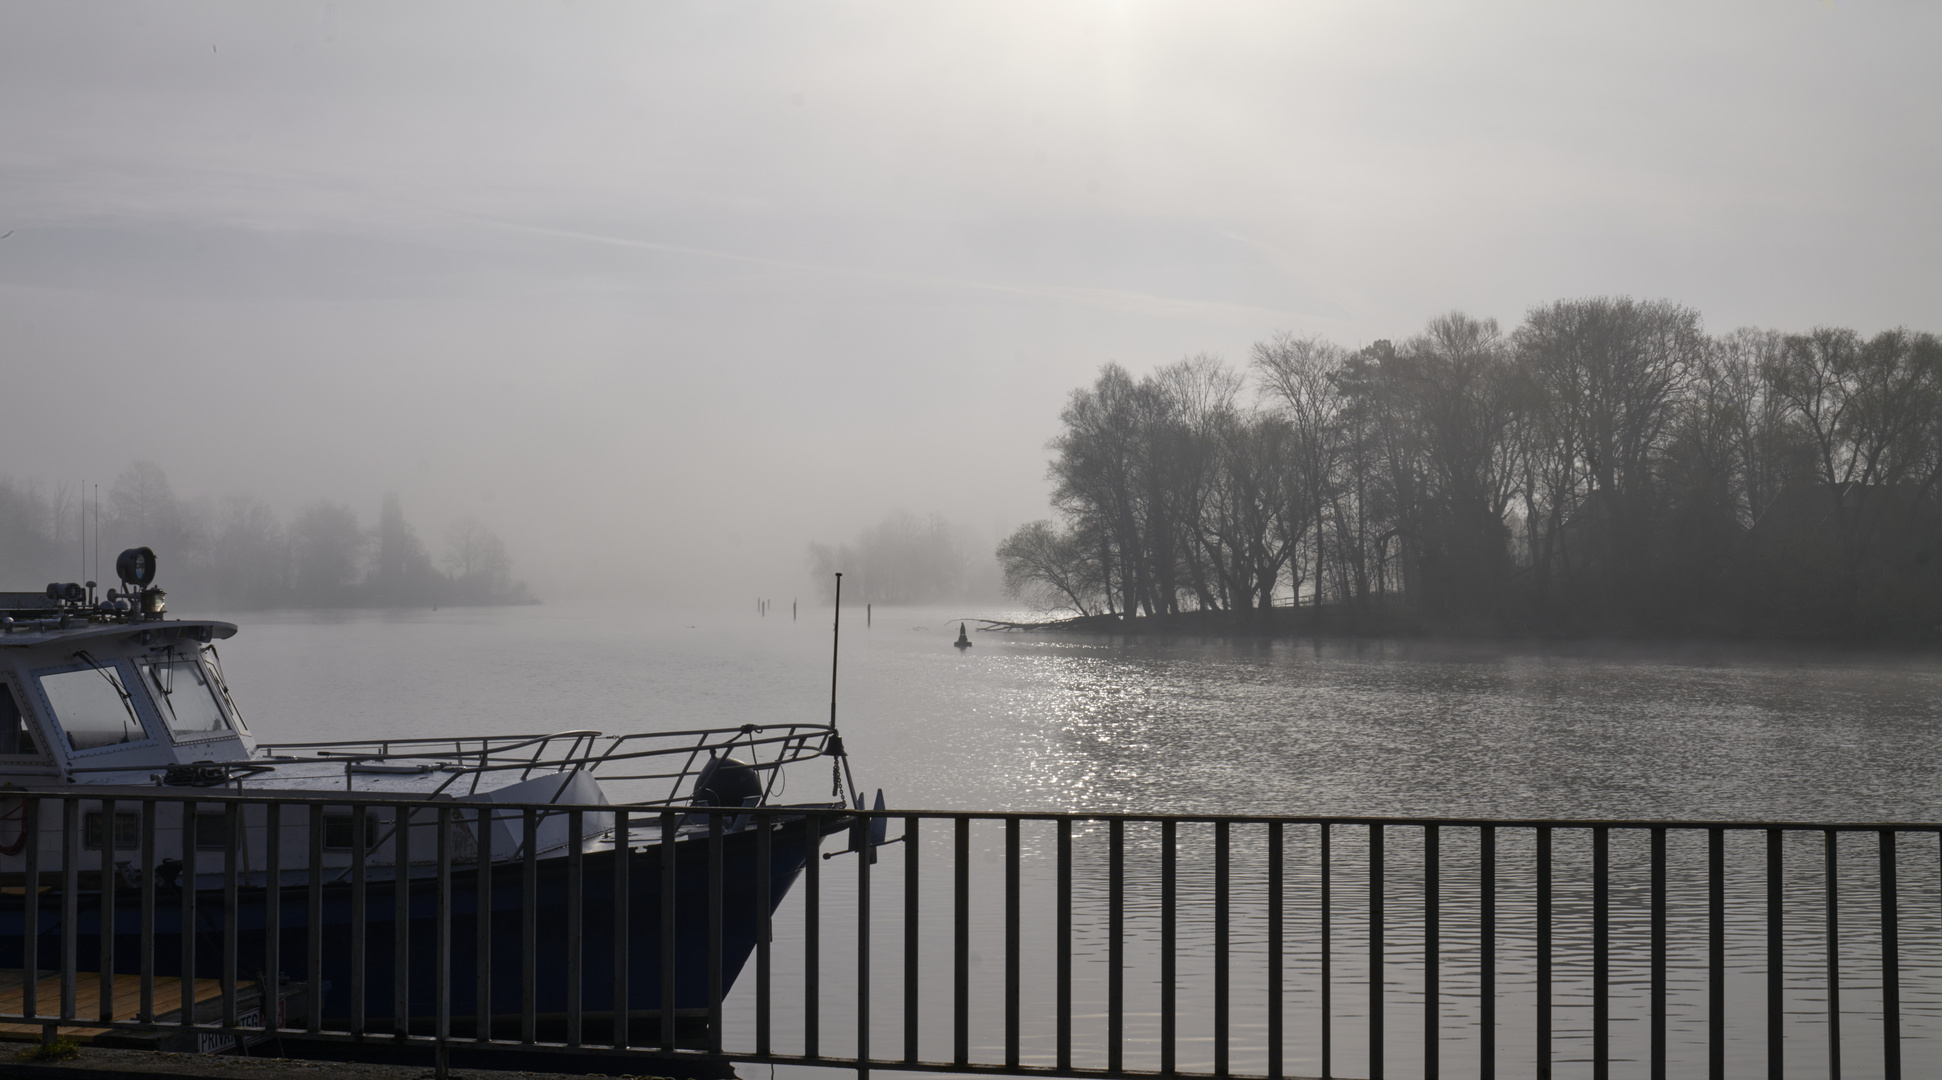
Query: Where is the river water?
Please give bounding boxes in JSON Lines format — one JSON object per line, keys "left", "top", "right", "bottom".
{"left": 202, "top": 603, "right": 1942, "bottom": 1079}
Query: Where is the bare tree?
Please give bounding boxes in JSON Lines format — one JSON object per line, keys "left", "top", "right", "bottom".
{"left": 1764, "top": 326, "right": 1942, "bottom": 619}
{"left": 997, "top": 520, "right": 1103, "bottom": 615}
{"left": 1251, "top": 332, "right": 1346, "bottom": 605}
{"left": 289, "top": 502, "right": 365, "bottom": 604}
{"left": 1709, "top": 327, "right": 1812, "bottom": 525}
{"left": 1151, "top": 355, "right": 1243, "bottom": 612}
{"left": 809, "top": 510, "right": 974, "bottom": 604}
{"left": 444, "top": 516, "right": 514, "bottom": 602}
{"left": 1050, "top": 364, "right": 1148, "bottom": 617}
{"left": 209, "top": 495, "right": 288, "bottom": 608}
{"left": 1518, "top": 298, "right": 1702, "bottom": 610}
{"left": 107, "top": 461, "right": 196, "bottom": 560}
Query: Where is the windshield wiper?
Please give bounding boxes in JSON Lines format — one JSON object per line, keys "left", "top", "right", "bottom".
{"left": 71, "top": 649, "right": 146, "bottom": 744}
{"left": 204, "top": 645, "right": 244, "bottom": 728}
{"left": 147, "top": 658, "right": 184, "bottom": 729}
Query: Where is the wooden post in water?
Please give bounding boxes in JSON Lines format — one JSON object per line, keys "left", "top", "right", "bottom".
{"left": 867, "top": 603, "right": 871, "bottom": 628}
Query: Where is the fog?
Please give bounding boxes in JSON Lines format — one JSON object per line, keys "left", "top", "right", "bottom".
{"left": 3, "top": 2, "right": 1937, "bottom": 605}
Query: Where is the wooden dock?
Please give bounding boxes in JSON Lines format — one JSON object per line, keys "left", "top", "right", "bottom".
{"left": 0, "top": 969, "right": 301, "bottom": 1054}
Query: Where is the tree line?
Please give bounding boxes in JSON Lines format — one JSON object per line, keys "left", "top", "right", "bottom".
{"left": 1000, "top": 298, "right": 1942, "bottom": 637}
{"left": 808, "top": 509, "right": 1001, "bottom": 605}
{"left": 0, "top": 461, "right": 535, "bottom": 610}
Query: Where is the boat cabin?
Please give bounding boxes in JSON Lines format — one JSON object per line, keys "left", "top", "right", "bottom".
{"left": 1, "top": 604, "right": 251, "bottom": 789}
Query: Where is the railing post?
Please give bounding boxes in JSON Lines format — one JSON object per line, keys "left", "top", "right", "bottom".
{"left": 1110, "top": 816, "right": 1125, "bottom": 1075}
{"left": 264, "top": 802, "right": 281, "bottom": 1036}
{"left": 1424, "top": 823, "right": 1439, "bottom": 1080}
{"left": 394, "top": 802, "right": 412, "bottom": 1040}
{"left": 437, "top": 805, "right": 453, "bottom": 1052}
{"left": 1162, "top": 818, "right": 1177, "bottom": 1077}
{"left": 521, "top": 808, "right": 538, "bottom": 1046}
{"left": 1536, "top": 825, "right": 1550, "bottom": 1080}
{"left": 1480, "top": 824, "right": 1495, "bottom": 1080}
{"left": 759, "top": 810, "right": 776, "bottom": 1058}
{"left": 1593, "top": 826, "right": 1608, "bottom": 1080}
{"left": 1368, "top": 822, "right": 1382, "bottom": 1080}
{"left": 223, "top": 801, "right": 240, "bottom": 1030}
{"left": 1057, "top": 816, "right": 1072, "bottom": 1073}
{"left": 1267, "top": 820, "right": 1283, "bottom": 1080}
{"left": 901, "top": 813, "right": 917, "bottom": 1066}
{"left": 612, "top": 807, "right": 629, "bottom": 1051}
{"left": 1650, "top": 827, "right": 1667, "bottom": 1080}
{"left": 1767, "top": 828, "right": 1782, "bottom": 1080}
{"left": 306, "top": 802, "right": 324, "bottom": 1035}
{"left": 1824, "top": 829, "right": 1840, "bottom": 1080}
{"left": 141, "top": 798, "right": 157, "bottom": 1025}
{"left": 856, "top": 809, "right": 871, "bottom": 1080}
{"left": 1005, "top": 815, "right": 1020, "bottom": 1071}
{"left": 1709, "top": 827, "right": 1724, "bottom": 1080}
{"left": 62, "top": 797, "right": 78, "bottom": 1022}
{"left": 658, "top": 809, "right": 676, "bottom": 1054}
{"left": 1216, "top": 818, "right": 1230, "bottom": 1078}
{"left": 475, "top": 805, "right": 493, "bottom": 1044}
{"left": 806, "top": 810, "right": 824, "bottom": 1060}
{"left": 952, "top": 814, "right": 968, "bottom": 1068}
{"left": 182, "top": 800, "right": 199, "bottom": 1035}
{"left": 352, "top": 802, "right": 368, "bottom": 1037}
{"left": 1320, "top": 822, "right": 1331, "bottom": 1080}
{"left": 707, "top": 809, "right": 724, "bottom": 1055}
{"left": 98, "top": 796, "right": 117, "bottom": 1027}
{"left": 23, "top": 797, "right": 39, "bottom": 1025}
{"left": 1880, "top": 829, "right": 1900, "bottom": 1080}
{"left": 566, "top": 807, "right": 583, "bottom": 1047}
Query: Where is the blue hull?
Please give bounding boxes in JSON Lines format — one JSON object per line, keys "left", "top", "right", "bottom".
{"left": 1, "top": 815, "right": 842, "bottom": 1032}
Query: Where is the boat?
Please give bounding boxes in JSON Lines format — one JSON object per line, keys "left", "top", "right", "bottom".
{"left": 0, "top": 549, "right": 882, "bottom": 1040}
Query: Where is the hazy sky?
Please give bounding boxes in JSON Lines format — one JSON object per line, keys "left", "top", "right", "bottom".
{"left": 3, "top": 2, "right": 1937, "bottom": 603}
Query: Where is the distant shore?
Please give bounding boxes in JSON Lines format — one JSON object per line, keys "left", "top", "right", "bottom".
{"left": 980, "top": 606, "right": 1942, "bottom": 645}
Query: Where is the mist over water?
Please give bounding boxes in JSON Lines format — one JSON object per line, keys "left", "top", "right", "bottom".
{"left": 213, "top": 602, "right": 1942, "bottom": 821}
{"left": 206, "top": 603, "right": 1942, "bottom": 1078}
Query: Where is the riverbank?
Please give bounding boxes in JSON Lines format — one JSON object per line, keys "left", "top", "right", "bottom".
{"left": 979, "top": 604, "right": 1942, "bottom": 643}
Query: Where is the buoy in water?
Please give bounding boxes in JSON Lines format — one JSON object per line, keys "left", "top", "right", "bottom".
{"left": 954, "top": 623, "right": 972, "bottom": 650}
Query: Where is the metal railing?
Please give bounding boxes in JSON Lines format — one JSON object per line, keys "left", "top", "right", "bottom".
{"left": 1, "top": 795, "right": 1935, "bottom": 1079}
{"left": 65, "top": 721, "right": 848, "bottom": 804}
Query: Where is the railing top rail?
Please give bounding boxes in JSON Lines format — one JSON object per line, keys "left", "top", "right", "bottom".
{"left": 62, "top": 722, "right": 841, "bottom": 784}
{"left": 255, "top": 721, "right": 835, "bottom": 756}
{"left": 7, "top": 789, "right": 1942, "bottom": 832}
{"left": 854, "top": 809, "right": 1942, "bottom": 831}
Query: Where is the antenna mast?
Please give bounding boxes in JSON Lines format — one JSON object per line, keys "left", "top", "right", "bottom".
{"left": 826, "top": 571, "right": 863, "bottom": 808}
{"left": 828, "top": 572, "right": 842, "bottom": 728}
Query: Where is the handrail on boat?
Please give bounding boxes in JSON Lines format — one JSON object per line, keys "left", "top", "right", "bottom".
{"left": 53, "top": 722, "right": 853, "bottom": 807}
{"left": 76, "top": 723, "right": 838, "bottom": 765}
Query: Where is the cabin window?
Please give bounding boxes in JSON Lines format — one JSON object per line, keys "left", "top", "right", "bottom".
{"left": 322, "top": 812, "right": 378, "bottom": 851}
{"left": 84, "top": 811, "right": 140, "bottom": 850}
{"left": 140, "top": 657, "right": 230, "bottom": 738}
{"left": 38, "top": 664, "right": 147, "bottom": 750}
{"left": 0, "top": 682, "right": 38, "bottom": 756}
{"left": 192, "top": 812, "right": 232, "bottom": 850}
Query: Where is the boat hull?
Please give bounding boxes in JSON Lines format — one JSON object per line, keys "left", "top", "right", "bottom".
{"left": 0, "top": 815, "right": 845, "bottom": 1032}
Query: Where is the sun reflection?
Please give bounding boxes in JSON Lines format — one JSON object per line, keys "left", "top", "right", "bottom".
{"left": 886, "top": 634, "right": 1942, "bottom": 822}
